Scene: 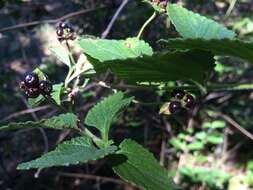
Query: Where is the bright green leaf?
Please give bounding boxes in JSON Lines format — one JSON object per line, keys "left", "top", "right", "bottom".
{"left": 0, "top": 113, "right": 78, "bottom": 131}
{"left": 88, "top": 50, "right": 215, "bottom": 83}
{"left": 167, "top": 4, "right": 236, "bottom": 39}
{"left": 85, "top": 92, "right": 133, "bottom": 140}
{"left": 77, "top": 37, "right": 153, "bottom": 62}
{"left": 112, "top": 139, "right": 178, "bottom": 190}
{"left": 50, "top": 46, "right": 71, "bottom": 68}
{"left": 163, "top": 38, "right": 253, "bottom": 64}
{"left": 51, "top": 83, "right": 63, "bottom": 105}
{"left": 17, "top": 136, "right": 117, "bottom": 170}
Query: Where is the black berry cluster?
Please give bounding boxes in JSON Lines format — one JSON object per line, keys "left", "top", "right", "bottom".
{"left": 20, "top": 73, "right": 52, "bottom": 98}
{"left": 160, "top": 90, "right": 196, "bottom": 115}
{"left": 56, "top": 21, "right": 76, "bottom": 42}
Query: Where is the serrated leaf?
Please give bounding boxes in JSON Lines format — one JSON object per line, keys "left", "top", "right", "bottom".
{"left": 167, "top": 4, "right": 236, "bottom": 39}
{"left": 17, "top": 136, "right": 117, "bottom": 170}
{"left": 88, "top": 50, "right": 215, "bottom": 83}
{"left": 50, "top": 47, "right": 72, "bottom": 68}
{"left": 0, "top": 113, "right": 78, "bottom": 131}
{"left": 162, "top": 38, "right": 253, "bottom": 64}
{"left": 77, "top": 37, "right": 153, "bottom": 62}
{"left": 112, "top": 139, "right": 178, "bottom": 190}
{"left": 85, "top": 92, "right": 133, "bottom": 140}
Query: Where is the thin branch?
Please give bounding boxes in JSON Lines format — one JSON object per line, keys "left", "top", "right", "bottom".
{"left": 101, "top": 0, "right": 130, "bottom": 39}
{"left": 0, "top": 105, "right": 51, "bottom": 122}
{"left": 59, "top": 172, "right": 135, "bottom": 187}
{"left": 220, "top": 113, "right": 253, "bottom": 141}
{"left": 0, "top": 6, "right": 105, "bottom": 33}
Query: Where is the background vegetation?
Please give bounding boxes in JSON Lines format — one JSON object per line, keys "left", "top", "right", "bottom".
{"left": 1, "top": 0, "right": 253, "bottom": 189}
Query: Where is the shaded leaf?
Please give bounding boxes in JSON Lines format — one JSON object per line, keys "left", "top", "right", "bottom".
{"left": 162, "top": 38, "right": 253, "bottom": 64}
{"left": 77, "top": 37, "right": 153, "bottom": 62}
{"left": 51, "top": 83, "right": 63, "bottom": 105}
{"left": 85, "top": 92, "right": 133, "bottom": 140}
{"left": 0, "top": 113, "right": 78, "bottom": 131}
{"left": 17, "top": 136, "right": 117, "bottom": 170}
{"left": 112, "top": 139, "right": 179, "bottom": 190}
{"left": 88, "top": 50, "right": 215, "bottom": 83}
{"left": 167, "top": 4, "right": 235, "bottom": 39}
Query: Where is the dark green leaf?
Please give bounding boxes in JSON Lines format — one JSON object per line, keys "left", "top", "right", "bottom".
{"left": 112, "top": 139, "right": 179, "bottom": 190}
{"left": 0, "top": 113, "right": 78, "bottom": 131}
{"left": 17, "top": 136, "right": 117, "bottom": 170}
{"left": 77, "top": 37, "right": 153, "bottom": 62}
{"left": 85, "top": 92, "right": 133, "bottom": 140}
{"left": 162, "top": 38, "right": 253, "bottom": 64}
{"left": 167, "top": 4, "right": 235, "bottom": 39}
{"left": 88, "top": 50, "right": 215, "bottom": 83}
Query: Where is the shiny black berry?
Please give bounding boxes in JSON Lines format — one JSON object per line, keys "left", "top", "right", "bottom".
{"left": 171, "top": 90, "right": 185, "bottom": 100}
{"left": 39, "top": 80, "right": 53, "bottom": 95}
{"left": 25, "top": 88, "right": 40, "bottom": 98}
{"left": 184, "top": 95, "right": 195, "bottom": 108}
{"left": 56, "top": 28, "right": 64, "bottom": 36}
{"left": 169, "top": 101, "right": 182, "bottom": 114}
{"left": 58, "top": 21, "right": 67, "bottom": 29}
{"left": 24, "top": 73, "right": 39, "bottom": 88}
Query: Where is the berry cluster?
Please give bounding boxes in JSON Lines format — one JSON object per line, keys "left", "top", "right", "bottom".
{"left": 20, "top": 73, "right": 52, "bottom": 98}
{"left": 56, "top": 21, "right": 76, "bottom": 42}
{"left": 160, "top": 90, "right": 196, "bottom": 115}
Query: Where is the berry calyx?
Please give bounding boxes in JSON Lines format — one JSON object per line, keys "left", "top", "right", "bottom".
{"left": 171, "top": 89, "right": 185, "bottom": 100}
{"left": 39, "top": 80, "right": 53, "bottom": 95}
{"left": 184, "top": 95, "right": 195, "bottom": 109}
{"left": 24, "top": 72, "right": 39, "bottom": 88}
{"left": 25, "top": 88, "right": 40, "bottom": 98}
{"left": 169, "top": 101, "right": 182, "bottom": 114}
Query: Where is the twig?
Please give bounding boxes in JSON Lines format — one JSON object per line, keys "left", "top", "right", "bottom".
{"left": 0, "top": 105, "right": 51, "bottom": 122}
{"left": 137, "top": 12, "right": 157, "bottom": 39}
{"left": 59, "top": 172, "right": 134, "bottom": 187}
{"left": 101, "top": 0, "right": 130, "bottom": 39}
{"left": 0, "top": 6, "right": 105, "bottom": 33}
{"left": 220, "top": 113, "right": 253, "bottom": 141}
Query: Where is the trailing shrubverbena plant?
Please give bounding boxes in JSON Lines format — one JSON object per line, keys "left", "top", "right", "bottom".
{"left": 1, "top": 1, "right": 253, "bottom": 189}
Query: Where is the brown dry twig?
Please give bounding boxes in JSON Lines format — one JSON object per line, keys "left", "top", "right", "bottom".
{"left": 0, "top": 6, "right": 105, "bottom": 33}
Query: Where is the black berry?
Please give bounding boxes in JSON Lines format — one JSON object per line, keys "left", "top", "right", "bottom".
{"left": 25, "top": 88, "right": 40, "bottom": 98}
{"left": 184, "top": 95, "right": 195, "bottom": 108}
{"left": 169, "top": 101, "right": 182, "bottom": 114}
{"left": 56, "top": 28, "right": 64, "bottom": 37}
{"left": 171, "top": 90, "right": 185, "bottom": 100}
{"left": 39, "top": 80, "right": 53, "bottom": 95}
{"left": 58, "top": 21, "right": 67, "bottom": 29}
{"left": 24, "top": 73, "right": 39, "bottom": 88}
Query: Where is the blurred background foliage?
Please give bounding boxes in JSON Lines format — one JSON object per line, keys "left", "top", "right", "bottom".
{"left": 0, "top": 0, "right": 253, "bottom": 190}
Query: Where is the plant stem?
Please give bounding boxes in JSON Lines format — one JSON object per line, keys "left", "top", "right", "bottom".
{"left": 137, "top": 12, "right": 157, "bottom": 39}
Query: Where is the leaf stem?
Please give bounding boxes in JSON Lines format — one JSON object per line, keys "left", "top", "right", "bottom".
{"left": 137, "top": 12, "right": 157, "bottom": 39}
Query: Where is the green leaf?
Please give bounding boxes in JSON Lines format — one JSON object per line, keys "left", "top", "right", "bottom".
{"left": 162, "top": 38, "right": 253, "bottom": 64}
{"left": 167, "top": 4, "right": 236, "bottom": 39}
{"left": 202, "top": 120, "right": 226, "bottom": 129}
{"left": 169, "top": 137, "right": 187, "bottom": 151}
{"left": 51, "top": 83, "right": 63, "bottom": 105}
{"left": 0, "top": 113, "right": 78, "bottom": 131}
{"left": 77, "top": 37, "right": 153, "bottom": 62}
{"left": 206, "top": 133, "right": 223, "bottom": 144}
{"left": 50, "top": 47, "right": 71, "bottom": 68}
{"left": 88, "top": 50, "right": 215, "bottom": 83}
{"left": 112, "top": 139, "right": 178, "bottom": 190}
{"left": 17, "top": 136, "right": 117, "bottom": 170}
{"left": 187, "top": 141, "right": 205, "bottom": 151}
{"left": 85, "top": 92, "right": 133, "bottom": 140}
